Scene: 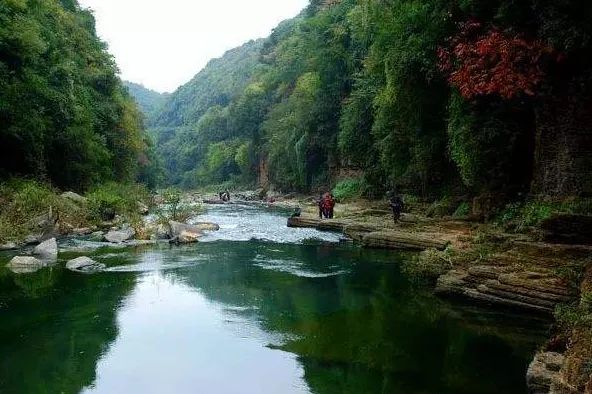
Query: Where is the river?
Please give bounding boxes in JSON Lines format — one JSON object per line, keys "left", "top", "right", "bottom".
{"left": 0, "top": 204, "right": 549, "bottom": 393}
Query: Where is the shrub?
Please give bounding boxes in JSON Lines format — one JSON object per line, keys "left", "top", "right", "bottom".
{"left": 86, "top": 182, "right": 150, "bottom": 223}
{"left": 332, "top": 178, "right": 364, "bottom": 202}
{"left": 401, "top": 248, "right": 454, "bottom": 281}
{"left": 453, "top": 201, "right": 470, "bottom": 217}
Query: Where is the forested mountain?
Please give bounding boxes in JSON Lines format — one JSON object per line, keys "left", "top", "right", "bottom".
{"left": 0, "top": 0, "right": 157, "bottom": 191}
{"left": 146, "top": 0, "right": 592, "bottom": 202}
{"left": 144, "top": 39, "right": 266, "bottom": 186}
{"left": 123, "top": 81, "right": 168, "bottom": 121}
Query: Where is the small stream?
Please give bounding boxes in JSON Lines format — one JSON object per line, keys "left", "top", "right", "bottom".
{"left": 0, "top": 204, "right": 550, "bottom": 393}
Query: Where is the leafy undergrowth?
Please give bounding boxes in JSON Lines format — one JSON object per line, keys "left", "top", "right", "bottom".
{"left": 497, "top": 198, "right": 592, "bottom": 232}
{"left": 0, "top": 179, "right": 152, "bottom": 243}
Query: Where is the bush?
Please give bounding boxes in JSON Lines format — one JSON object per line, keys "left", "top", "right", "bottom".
{"left": 401, "top": 248, "right": 454, "bottom": 280}
{"left": 86, "top": 182, "right": 150, "bottom": 223}
{"left": 497, "top": 198, "right": 592, "bottom": 232}
{"left": 453, "top": 201, "right": 471, "bottom": 217}
{"left": 0, "top": 179, "right": 86, "bottom": 242}
{"left": 332, "top": 178, "right": 364, "bottom": 202}
{"left": 154, "top": 188, "right": 204, "bottom": 225}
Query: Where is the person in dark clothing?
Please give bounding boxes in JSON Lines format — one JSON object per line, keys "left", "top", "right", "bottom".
{"left": 327, "top": 193, "right": 335, "bottom": 219}
{"left": 388, "top": 190, "right": 404, "bottom": 224}
{"left": 291, "top": 207, "right": 302, "bottom": 218}
{"left": 317, "top": 194, "right": 324, "bottom": 219}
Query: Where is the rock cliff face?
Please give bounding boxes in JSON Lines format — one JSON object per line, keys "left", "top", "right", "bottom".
{"left": 532, "top": 90, "right": 592, "bottom": 197}
{"left": 435, "top": 242, "right": 586, "bottom": 314}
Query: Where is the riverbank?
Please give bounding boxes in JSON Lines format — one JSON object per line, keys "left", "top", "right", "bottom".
{"left": 269, "top": 193, "right": 591, "bottom": 393}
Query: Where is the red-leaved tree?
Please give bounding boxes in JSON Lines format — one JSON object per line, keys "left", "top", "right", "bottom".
{"left": 439, "top": 21, "right": 556, "bottom": 99}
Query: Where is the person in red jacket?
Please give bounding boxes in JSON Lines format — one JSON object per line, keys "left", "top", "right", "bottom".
{"left": 320, "top": 192, "right": 335, "bottom": 219}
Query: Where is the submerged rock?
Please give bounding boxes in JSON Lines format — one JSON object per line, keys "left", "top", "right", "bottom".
{"left": 66, "top": 257, "right": 106, "bottom": 273}
{"left": 6, "top": 256, "right": 48, "bottom": 274}
{"left": 104, "top": 227, "right": 135, "bottom": 243}
{"left": 32, "top": 238, "right": 58, "bottom": 260}
{"left": 191, "top": 222, "right": 220, "bottom": 232}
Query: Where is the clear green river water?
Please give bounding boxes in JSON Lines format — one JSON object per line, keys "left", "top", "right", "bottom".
{"left": 0, "top": 205, "right": 550, "bottom": 394}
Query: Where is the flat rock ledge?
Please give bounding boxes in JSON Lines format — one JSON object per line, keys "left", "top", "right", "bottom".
{"left": 361, "top": 231, "right": 449, "bottom": 251}
{"left": 435, "top": 245, "right": 579, "bottom": 314}
{"left": 287, "top": 217, "right": 449, "bottom": 251}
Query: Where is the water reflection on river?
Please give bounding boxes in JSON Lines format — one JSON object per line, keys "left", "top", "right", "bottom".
{"left": 0, "top": 205, "right": 549, "bottom": 393}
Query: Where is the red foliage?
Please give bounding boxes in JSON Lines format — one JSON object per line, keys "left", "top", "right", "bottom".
{"left": 439, "top": 21, "right": 555, "bottom": 99}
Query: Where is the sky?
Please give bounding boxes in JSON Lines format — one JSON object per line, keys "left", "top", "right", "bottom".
{"left": 79, "top": 0, "right": 309, "bottom": 93}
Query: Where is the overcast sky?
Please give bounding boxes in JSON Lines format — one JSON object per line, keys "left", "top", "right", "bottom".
{"left": 79, "top": 0, "right": 309, "bottom": 93}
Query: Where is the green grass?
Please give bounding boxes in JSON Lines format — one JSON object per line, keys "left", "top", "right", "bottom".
{"left": 496, "top": 198, "right": 592, "bottom": 232}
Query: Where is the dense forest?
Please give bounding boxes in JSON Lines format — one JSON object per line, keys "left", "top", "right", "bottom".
{"left": 136, "top": 0, "right": 592, "bottom": 205}
{"left": 0, "top": 0, "right": 158, "bottom": 191}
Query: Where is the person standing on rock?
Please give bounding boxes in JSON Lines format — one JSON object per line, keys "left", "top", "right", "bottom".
{"left": 317, "top": 193, "right": 324, "bottom": 219}
{"left": 388, "top": 189, "right": 404, "bottom": 224}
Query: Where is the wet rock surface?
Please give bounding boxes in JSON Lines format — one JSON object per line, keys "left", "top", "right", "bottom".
{"left": 169, "top": 221, "right": 203, "bottom": 243}
{"left": 435, "top": 243, "right": 581, "bottom": 314}
{"left": 5, "top": 256, "right": 48, "bottom": 274}
{"left": 32, "top": 238, "right": 58, "bottom": 261}
{"left": 104, "top": 227, "right": 136, "bottom": 243}
{"left": 66, "top": 256, "right": 106, "bottom": 273}
{"left": 287, "top": 216, "right": 449, "bottom": 251}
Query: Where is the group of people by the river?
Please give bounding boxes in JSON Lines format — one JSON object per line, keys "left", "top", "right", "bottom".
{"left": 315, "top": 188, "right": 404, "bottom": 224}
{"left": 317, "top": 192, "right": 336, "bottom": 219}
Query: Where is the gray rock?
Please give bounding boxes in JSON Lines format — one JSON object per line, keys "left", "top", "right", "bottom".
{"left": 169, "top": 221, "right": 203, "bottom": 243}
{"left": 88, "top": 231, "right": 105, "bottom": 241}
{"left": 73, "top": 227, "right": 93, "bottom": 236}
{"left": 61, "top": 191, "right": 88, "bottom": 204}
{"left": 191, "top": 222, "right": 220, "bottom": 232}
{"left": 137, "top": 201, "right": 149, "bottom": 215}
{"left": 6, "top": 256, "right": 48, "bottom": 274}
{"left": 527, "top": 352, "right": 564, "bottom": 394}
{"left": 0, "top": 242, "right": 18, "bottom": 251}
{"left": 23, "top": 234, "right": 42, "bottom": 245}
{"left": 104, "top": 227, "right": 135, "bottom": 243}
{"left": 66, "top": 257, "right": 106, "bottom": 273}
{"left": 33, "top": 238, "right": 58, "bottom": 260}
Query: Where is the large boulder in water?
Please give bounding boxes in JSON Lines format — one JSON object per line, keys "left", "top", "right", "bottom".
{"left": 66, "top": 257, "right": 106, "bottom": 273}
{"left": 169, "top": 221, "right": 203, "bottom": 243}
{"left": 6, "top": 256, "right": 48, "bottom": 274}
{"left": 104, "top": 226, "right": 135, "bottom": 243}
{"left": 32, "top": 238, "right": 58, "bottom": 261}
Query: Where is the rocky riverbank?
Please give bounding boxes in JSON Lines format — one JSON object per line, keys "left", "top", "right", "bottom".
{"left": 279, "top": 195, "right": 592, "bottom": 393}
